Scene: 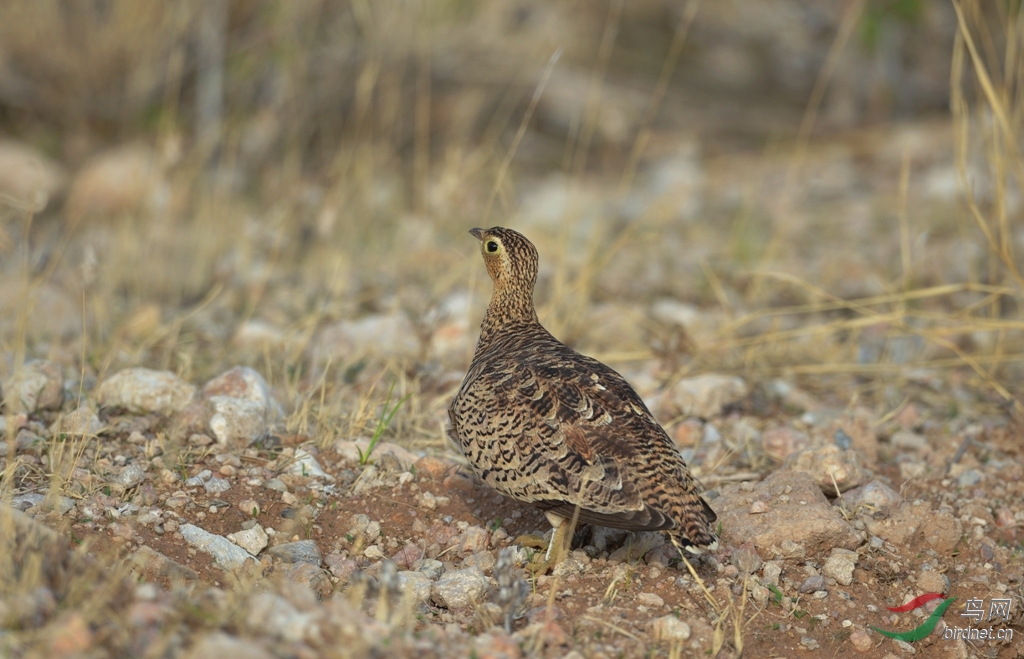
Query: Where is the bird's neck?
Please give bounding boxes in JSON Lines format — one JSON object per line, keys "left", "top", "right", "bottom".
{"left": 478, "top": 284, "right": 539, "bottom": 345}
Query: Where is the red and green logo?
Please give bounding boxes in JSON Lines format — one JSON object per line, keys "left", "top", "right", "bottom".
{"left": 870, "top": 593, "right": 957, "bottom": 642}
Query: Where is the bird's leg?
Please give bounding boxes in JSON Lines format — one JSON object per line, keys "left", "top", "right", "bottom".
{"left": 543, "top": 512, "right": 571, "bottom": 564}
{"left": 518, "top": 513, "right": 574, "bottom": 574}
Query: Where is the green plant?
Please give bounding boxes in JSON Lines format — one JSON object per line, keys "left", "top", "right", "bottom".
{"left": 357, "top": 379, "right": 410, "bottom": 466}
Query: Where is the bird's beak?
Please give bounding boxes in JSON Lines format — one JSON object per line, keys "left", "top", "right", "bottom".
{"left": 469, "top": 227, "right": 484, "bottom": 241}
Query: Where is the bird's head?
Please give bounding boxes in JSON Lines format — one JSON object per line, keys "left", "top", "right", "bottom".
{"left": 469, "top": 226, "right": 539, "bottom": 293}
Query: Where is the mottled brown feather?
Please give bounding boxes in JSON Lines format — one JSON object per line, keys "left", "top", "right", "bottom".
{"left": 448, "top": 227, "right": 718, "bottom": 551}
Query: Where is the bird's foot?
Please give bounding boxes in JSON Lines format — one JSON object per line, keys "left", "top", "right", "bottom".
{"left": 514, "top": 533, "right": 553, "bottom": 573}
{"left": 513, "top": 533, "right": 550, "bottom": 551}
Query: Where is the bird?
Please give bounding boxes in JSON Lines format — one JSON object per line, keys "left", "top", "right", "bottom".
{"left": 448, "top": 226, "right": 718, "bottom": 570}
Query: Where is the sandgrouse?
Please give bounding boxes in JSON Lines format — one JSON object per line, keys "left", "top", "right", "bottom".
{"left": 448, "top": 227, "right": 718, "bottom": 568}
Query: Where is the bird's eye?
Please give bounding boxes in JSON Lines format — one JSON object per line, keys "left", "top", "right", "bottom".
{"left": 486, "top": 240, "right": 499, "bottom": 253}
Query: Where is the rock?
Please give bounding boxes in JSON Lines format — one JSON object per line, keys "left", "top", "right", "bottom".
{"left": 0, "top": 282, "right": 81, "bottom": 340}
{"left": 637, "top": 592, "right": 664, "bottom": 608}
{"left": 865, "top": 500, "right": 930, "bottom": 546}
{"left": 51, "top": 405, "right": 103, "bottom": 438}
{"left": 186, "top": 470, "right": 212, "bottom": 487}
{"left": 0, "top": 139, "right": 66, "bottom": 211}
{"left": 731, "top": 544, "right": 763, "bottom": 574}
{"left": 651, "top": 615, "right": 691, "bottom": 642}
{"left": 116, "top": 463, "right": 146, "bottom": 489}
{"left": 0, "top": 429, "right": 43, "bottom": 455}
{"left": 957, "top": 469, "right": 982, "bottom": 487}
{"left": 232, "top": 320, "right": 294, "bottom": 354}
{"left": 179, "top": 524, "right": 256, "bottom": 570}
{"left": 608, "top": 531, "right": 666, "bottom": 562}
{"left": 671, "top": 418, "right": 704, "bottom": 448}
{"left": 413, "top": 455, "right": 456, "bottom": 480}
{"left": 309, "top": 313, "right": 420, "bottom": 363}
{"left": 590, "top": 526, "right": 629, "bottom": 553}
{"left": 658, "top": 374, "right": 747, "bottom": 419}
{"left": 762, "top": 426, "right": 811, "bottom": 461}
{"left": 203, "top": 477, "right": 230, "bottom": 494}
{"left": 838, "top": 480, "right": 901, "bottom": 516}
{"left": 826, "top": 410, "right": 879, "bottom": 466}
{"left": 245, "top": 593, "right": 317, "bottom": 643}
{"left": 714, "top": 470, "right": 861, "bottom": 557}
{"left": 782, "top": 444, "right": 867, "bottom": 494}
{"left": 10, "top": 493, "right": 75, "bottom": 515}
{"left": 918, "top": 510, "right": 962, "bottom": 554}
{"left": 206, "top": 396, "right": 267, "bottom": 445}
{"left": 202, "top": 366, "right": 282, "bottom": 419}
{"left": 390, "top": 544, "right": 425, "bottom": 570}
{"left": 427, "top": 292, "right": 473, "bottom": 359}
{"left": 285, "top": 563, "right": 332, "bottom": 599}
{"left": 2, "top": 360, "right": 64, "bottom": 414}
{"left": 430, "top": 567, "right": 488, "bottom": 609}
{"left": 799, "top": 575, "right": 828, "bottom": 593}
{"left": 127, "top": 546, "right": 200, "bottom": 583}
{"left": 97, "top": 368, "right": 196, "bottom": 415}
{"left": 916, "top": 570, "right": 949, "bottom": 594}
{"left": 762, "top": 561, "right": 782, "bottom": 586}
{"left": 800, "top": 636, "right": 820, "bottom": 650}
{"left": 397, "top": 571, "right": 433, "bottom": 604}
{"left": 47, "top": 612, "right": 93, "bottom": 657}
{"left": 414, "top": 558, "right": 445, "bottom": 580}
{"left": 463, "top": 551, "right": 496, "bottom": 574}
{"left": 891, "top": 430, "right": 928, "bottom": 452}
{"left": 266, "top": 540, "right": 322, "bottom": 566}
{"left": 849, "top": 629, "right": 873, "bottom": 652}
{"left": 286, "top": 448, "right": 331, "bottom": 480}
{"left": 183, "top": 632, "right": 274, "bottom": 659}
{"left": 326, "top": 558, "right": 359, "bottom": 584}
{"left": 334, "top": 438, "right": 418, "bottom": 470}
{"left": 460, "top": 526, "right": 490, "bottom": 555}
{"left": 551, "top": 550, "right": 588, "bottom": 577}
{"left": 823, "top": 548, "right": 858, "bottom": 586}
{"left": 472, "top": 630, "right": 523, "bottom": 659}
{"left": 650, "top": 299, "right": 701, "bottom": 331}
{"left": 2, "top": 585, "right": 56, "bottom": 628}
{"left": 227, "top": 525, "right": 269, "bottom": 555}
{"left": 65, "top": 143, "right": 165, "bottom": 223}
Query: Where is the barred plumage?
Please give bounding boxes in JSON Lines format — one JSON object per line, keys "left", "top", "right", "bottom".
{"left": 448, "top": 227, "right": 718, "bottom": 566}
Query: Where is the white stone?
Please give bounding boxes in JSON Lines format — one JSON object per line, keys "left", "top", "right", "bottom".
{"left": 51, "top": 405, "right": 104, "bottom": 438}
{"left": 651, "top": 615, "right": 691, "bottom": 642}
{"left": 397, "top": 571, "right": 432, "bottom": 604}
{"left": 308, "top": 313, "right": 419, "bottom": 364}
{"left": 0, "top": 139, "right": 66, "bottom": 211}
{"left": 97, "top": 368, "right": 196, "bottom": 415}
{"left": 207, "top": 396, "right": 267, "bottom": 445}
{"left": 662, "top": 374, "right": 747, "bottom": 419}
{"left": 2, "top": 360, "right": 64, "bottom": 414}
{"left": 286, "top": 449, "right": 331, "bottom": 480}
{"left": 226, "top": 525, "right": 269, "bottom": 555}
{"left": 179, "top": 523, "right": 256, "bottom": 570}
{"left": 430, "top": 567, "right": 488, "bottom": 609}
{"left": 822, "top": 548, "right": 858, "bottom": 586}
{"left": 202, "top": 367, "right": 283, "bottom": 420}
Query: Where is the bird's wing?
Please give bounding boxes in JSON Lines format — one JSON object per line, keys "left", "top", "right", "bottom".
{"left": 502, "top": 358, "right": 681, "bottom": 532}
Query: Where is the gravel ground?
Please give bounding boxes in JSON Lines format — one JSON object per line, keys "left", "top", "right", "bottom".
{"left": 2, "top": 352, "right": 1021, "bottom": 658}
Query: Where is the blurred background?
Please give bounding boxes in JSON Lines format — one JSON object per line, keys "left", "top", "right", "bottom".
{"left": 0, "top": 0, "right": 1021, "bottom": 432}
